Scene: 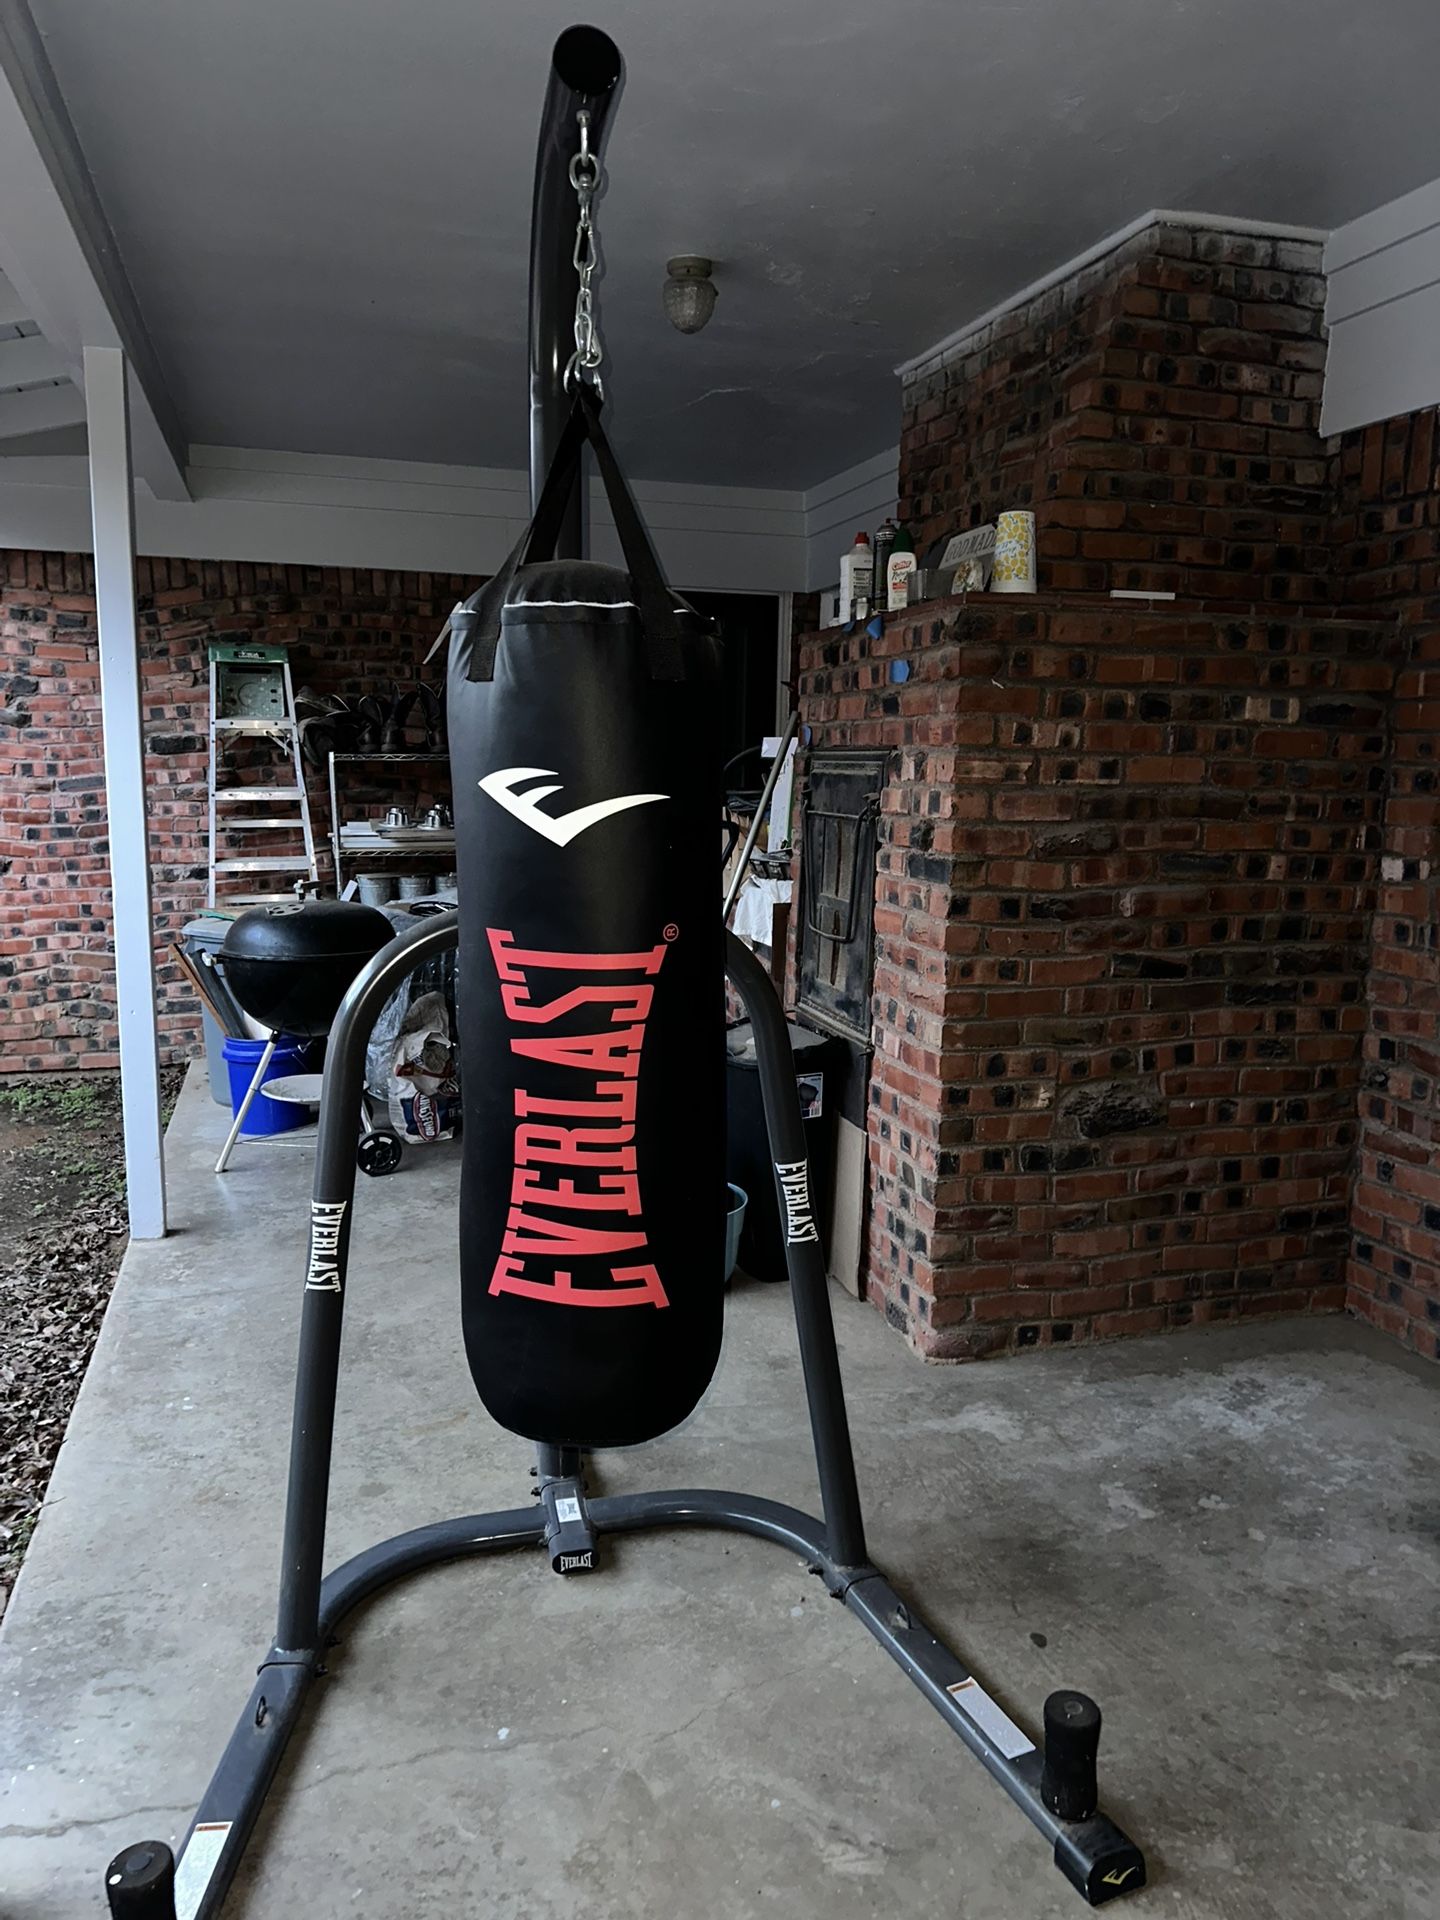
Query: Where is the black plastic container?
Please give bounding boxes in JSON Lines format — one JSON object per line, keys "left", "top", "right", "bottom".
{"left": 726, "top": 1018, "right": 842, "bottom": 1282}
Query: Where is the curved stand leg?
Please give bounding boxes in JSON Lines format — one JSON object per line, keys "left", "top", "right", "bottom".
{"left": 275, "top": 914, "right": 460, "bottom": 1653}
{"left": 130, "top": 913, "right": 1145, "bottom": 1918}
{"left": 724, "top": 932, "right": 867, "bottom": 1568}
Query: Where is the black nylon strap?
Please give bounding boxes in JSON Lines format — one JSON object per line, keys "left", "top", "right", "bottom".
{"left": 577, "top": 389, "right": 684, "bottom": 681}
{"left": 464, "top": 403, "right": 591, "bottom": 679}
{"left": 522, "top": 399, "right": 593, "bottom": 570}
{"left": 467, "top": 390, "right": 687, "bottom": 682}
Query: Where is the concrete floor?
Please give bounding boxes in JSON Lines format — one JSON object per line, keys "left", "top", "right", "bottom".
{"left": 3, "top": 1069, "right": 1439, "bottom": 1920}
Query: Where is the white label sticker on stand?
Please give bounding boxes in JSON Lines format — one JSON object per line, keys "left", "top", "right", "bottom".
{"left": 554, "top": 1496, "right": 582, "bottom": 1525}
{"left": 945, "top": 1679, "right": 1036, "bottom": 1760}
{"left": 173, "top": 1821, "right": 232, "bottom": 1920}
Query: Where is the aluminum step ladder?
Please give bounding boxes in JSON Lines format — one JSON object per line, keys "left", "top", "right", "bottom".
{"left": 207, "top": 643, "right": 319, "bottom": 909}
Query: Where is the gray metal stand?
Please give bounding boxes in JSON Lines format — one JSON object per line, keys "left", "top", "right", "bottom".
{"left": 103, "top": 26, "right": 1152, "bottom": 1915}
{"left": 106, "top": 914, "right": 1147, "bottom": 1919}
{"left": 212, "top": 1032, "right": 277, "bottom": 1174}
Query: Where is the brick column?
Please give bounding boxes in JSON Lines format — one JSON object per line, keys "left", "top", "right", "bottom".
{"left": 796, "top": 593, "right": 1401, "bottom": 1358}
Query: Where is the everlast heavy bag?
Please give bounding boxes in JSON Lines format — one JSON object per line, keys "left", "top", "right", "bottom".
{"left": 448, "top": 392, "right": 725, "bottom": 1448}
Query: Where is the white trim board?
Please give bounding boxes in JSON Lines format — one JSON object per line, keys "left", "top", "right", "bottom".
{"left": 1322, "top": 175, "right": 1440, "bottom": 436}
{"left": 1325, "top": 176, "right": 1440, "bottom": 276}
{"left": 0, "top": 439, "right": 905, "bottom": 595}
{"left": 801, "top": 445, "right": 900, "bottom": 593}
{"left": 0, "top": 9, "right": 187, "bottom": 498}
{"left": 895, "top": 207, "right": 1329, "bottom": 381}
{"left": 0, "top": 441, "right": 810, "bottom": 592}
{"left": 0, "top": 381, "right": 85, "bottom": 438}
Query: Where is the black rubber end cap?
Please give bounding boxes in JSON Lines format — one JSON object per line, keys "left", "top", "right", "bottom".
{"left": 105, "top": 1840, "right": 176, "bottom": 1918}
{"left": 1053, "top": 1823, "right": 1147, "bottom": 1905}
{"left": 1042, "top": 1689, "right": 1102, "bottom": 1821}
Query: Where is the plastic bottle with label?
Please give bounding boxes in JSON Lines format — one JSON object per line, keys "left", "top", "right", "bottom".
{"left": 872, "top": 519, "right": 897, "bottom": 606}
{"left": 886, "top": 525, "right": 916, "bottom": 610}
{"left": 839, "top": 531, "right": 873, "bottom": 622}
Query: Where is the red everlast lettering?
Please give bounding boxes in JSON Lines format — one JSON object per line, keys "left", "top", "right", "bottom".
{"left": 513, "top": 1124, "right": 637, "bottom": 1170}
{"left": 486, "top": 928, "right": 671, "bottom": 1309}
{"left": 511, "top": 1168, "right": 642, "bottom": 1213}
{"left": 500, "top": 981, "right": 655, "bottom": 1025}
{"left": 515, "top": 1083, "right": 638, "bottom": 1121}
{"left": 502, "top": 1213, "right": 648, "bottom": 1257}
{"left": 511, "top": 1027, "right": 646, "bottom": 1076}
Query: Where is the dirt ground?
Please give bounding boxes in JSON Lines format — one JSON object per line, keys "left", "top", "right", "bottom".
{"left": 0, "top": 1069, "right": 185, "bottom": 1618}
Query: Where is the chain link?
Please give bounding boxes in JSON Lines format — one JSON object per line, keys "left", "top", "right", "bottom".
{"left": 564, "top": 110, "right": 604, "bottom": 397}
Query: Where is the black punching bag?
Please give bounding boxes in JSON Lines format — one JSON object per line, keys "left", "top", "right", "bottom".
{"left": 449, "top": 394, "right": 725, "bottom": 1447}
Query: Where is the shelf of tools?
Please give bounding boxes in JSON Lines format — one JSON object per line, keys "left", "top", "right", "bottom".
{"left": 327, "top": 752, "right": 456, "bottom": 900}
{"left": 294, "top": 683, "right": 455, "bottom": 902}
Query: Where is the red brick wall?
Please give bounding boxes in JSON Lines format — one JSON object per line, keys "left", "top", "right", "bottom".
{"left": 899, "top": 223, "right": 1330, "bottom": 603}
{"left": 798, "top": 593, "right": 1397, "bottom": 1357}
{"left": 0, "top": 551, "right": 475, "bottom": 1070}
{"left": 1337, "top": 407, "right": 1440, "bottom": 1360}
{"left": 843, "top": 221, "right": 1440, "bottom": 1365}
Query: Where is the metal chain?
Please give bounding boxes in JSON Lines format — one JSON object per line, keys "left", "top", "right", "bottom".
{"left": 565, "top": 110, "right": 604, "bottom": 397}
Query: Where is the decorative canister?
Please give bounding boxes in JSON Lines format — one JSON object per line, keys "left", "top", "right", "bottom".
{"left": 992, "top": 510, "right": 1036, "bottom": 593}
{"left": 357, "top": 872, "right": 399, "bottom": 906}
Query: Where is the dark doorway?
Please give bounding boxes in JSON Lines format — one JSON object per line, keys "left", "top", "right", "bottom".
{"left": 685, "top": 591, "right": 781, "bottom": 779}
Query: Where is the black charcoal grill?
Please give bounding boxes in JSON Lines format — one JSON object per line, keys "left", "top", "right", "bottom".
{"left": 219, "top": 900, "right": 395, "bottom": 1038}
{"left": 214, "top": 901, "right": 399, "bottom": 1174}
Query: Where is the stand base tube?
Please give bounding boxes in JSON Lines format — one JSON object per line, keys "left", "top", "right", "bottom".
{"left": 137, "top": 916, "right": 1148, "bottom": 1918}
{"left": 159, "top": 1491, "right": 1145, "bottom": 1919}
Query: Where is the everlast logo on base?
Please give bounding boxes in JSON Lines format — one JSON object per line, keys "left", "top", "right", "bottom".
{"left": 305, "top": 1200, "right": 348, "bottom": 1292}
{"left": 486, "top": 927, "right": 672, "bottom": 1309}
{"left": 775, "top": 1158, "right": 820, "bottom": 1245}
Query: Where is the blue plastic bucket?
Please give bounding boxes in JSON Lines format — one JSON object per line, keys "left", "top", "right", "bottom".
{"left": 725, "top": 1183, "right": 748, "bottom": 1281}
{"left": 221, "top": 1035, "right": 310, "bottom": 1137}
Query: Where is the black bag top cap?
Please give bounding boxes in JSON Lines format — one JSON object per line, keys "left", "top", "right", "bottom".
{"left": 456, "top": 389, "right": 710, "bottom": 685}
{"left": 499, "top": 556, "right": 703, "bottom": 627}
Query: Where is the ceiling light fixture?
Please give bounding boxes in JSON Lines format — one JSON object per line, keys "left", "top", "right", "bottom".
{"left": 663, "top": 255, "right": 718, "bottom": 334}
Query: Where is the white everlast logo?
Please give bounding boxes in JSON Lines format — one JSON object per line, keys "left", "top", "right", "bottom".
{"left": 479, "top": 767, "right": 668, "bottom": 847}
{"left": 775, "top": 1159, "right": 819, "bottom": 1244}
{"left": 305, "top": 1200, "right": 348, "bottom": 1292}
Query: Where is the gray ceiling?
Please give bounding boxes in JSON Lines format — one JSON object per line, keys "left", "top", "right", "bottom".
{"left": 27, "top": 0, "right": 1440, "bottom": 489}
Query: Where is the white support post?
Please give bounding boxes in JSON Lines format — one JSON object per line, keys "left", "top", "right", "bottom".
{"left": 85, "top": 343, "right": 167, "bottom": 1238}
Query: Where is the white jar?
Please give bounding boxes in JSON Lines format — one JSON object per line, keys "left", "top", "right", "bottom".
{"left": 992, "top": 510, "right": 1036, "bottom": 593}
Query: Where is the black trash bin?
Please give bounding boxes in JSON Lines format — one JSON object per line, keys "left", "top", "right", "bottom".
{"left": 726, "top": 1019, "right": 842, "bottom": 1282}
